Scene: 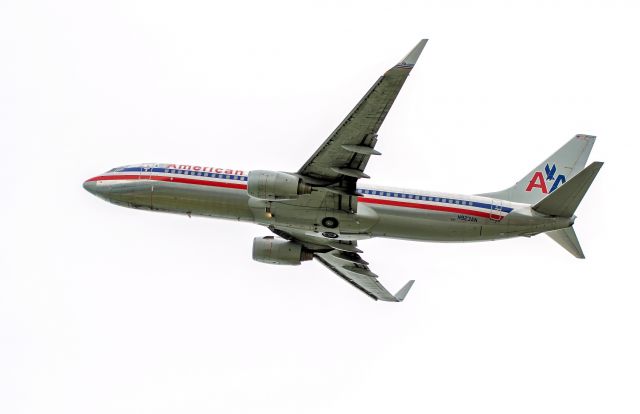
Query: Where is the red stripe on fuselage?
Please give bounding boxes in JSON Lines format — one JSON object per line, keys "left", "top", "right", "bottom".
{"left": 357, "top": 197, "right": 503, "bottom": 220}
{"left": 87, "top": 175, "right": 140, "bottom": 182}
{"left": 146, "top": 175, "right": 248, "bottom": 189}
{"left": 86, "top": 175, "right": 248, "bottom": 190}
{"left": 86, "top": 175, "right": 502, "bottom": 220}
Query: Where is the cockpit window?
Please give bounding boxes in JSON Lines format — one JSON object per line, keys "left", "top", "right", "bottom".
{"left": 107, "top": 167, "right": 126, "bottom": 173}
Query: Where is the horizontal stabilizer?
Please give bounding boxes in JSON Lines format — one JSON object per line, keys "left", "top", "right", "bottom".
{"left": 533, "top": 161, "right": 603, "bottom": 217}
{"left": 546, "top": 227, "right": 585, "bottom": 259}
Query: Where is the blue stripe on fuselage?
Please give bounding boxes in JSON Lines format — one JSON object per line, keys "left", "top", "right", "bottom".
{"left": 106, "top": 167, "right": 512, "bottom": 214}
{"left": 356, "top": 188, "right": 513, "bottom": 213}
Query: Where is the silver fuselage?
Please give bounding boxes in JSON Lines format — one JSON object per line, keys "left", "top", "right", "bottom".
{"left": 84, "top": 164, "right": 573, "bottom": 244}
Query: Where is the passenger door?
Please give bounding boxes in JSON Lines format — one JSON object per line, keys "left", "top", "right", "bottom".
{"left": 139, "top": 163, "right": 153, "bottom": 181}
{"left": 489, "top": 199, "right": 503, "bottom": 221}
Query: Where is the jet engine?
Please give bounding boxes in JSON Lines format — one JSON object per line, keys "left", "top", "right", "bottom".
{"left": 247, "top": 170, "right": 312, "bottom": 201}
{"left": 252, "top": 236, "right": 313, "bottom": 265}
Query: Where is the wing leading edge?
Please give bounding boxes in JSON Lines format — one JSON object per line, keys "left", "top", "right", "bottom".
{"left": 315, "top": 249, "right": 415, "bottom": 302}
{"left": 298, "top": 40, "right": 428, "bottom": 186}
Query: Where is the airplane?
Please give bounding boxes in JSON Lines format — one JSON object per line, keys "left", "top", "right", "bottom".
{"left": 83, "top": 39, "right": 603, "bottom": 302}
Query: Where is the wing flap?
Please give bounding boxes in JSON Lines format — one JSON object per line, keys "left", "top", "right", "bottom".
{"left": 315, "top": 250, "right": 414, "bottom": 302}
{"left": 298, "top": 40, "right": 428, "bottom": 183}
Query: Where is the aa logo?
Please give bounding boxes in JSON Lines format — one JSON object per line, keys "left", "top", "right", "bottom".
{"left": 525, "top": 163, "right": 566, "bottom": 193}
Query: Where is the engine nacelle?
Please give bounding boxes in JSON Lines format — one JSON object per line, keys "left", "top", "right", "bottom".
{"left": 247, "top": 170, "right": 312, "bottom": 201}
{"left": 252, "top": 236, "right": 313, "bottom": 266}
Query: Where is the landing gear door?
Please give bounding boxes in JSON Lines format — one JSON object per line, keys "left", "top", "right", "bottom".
{"left": 138, "top": 163, "right": 155, "bottom": 209}
{"left": 490, "top": 199, "right": 503, "bottom": 221}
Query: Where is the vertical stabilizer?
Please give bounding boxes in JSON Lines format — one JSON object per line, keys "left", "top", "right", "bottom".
{"left": 480, "top": 134, "right": 596, "bottom": 204}
{"left": 546, "top": 227, "right": 585, "bottom": 259}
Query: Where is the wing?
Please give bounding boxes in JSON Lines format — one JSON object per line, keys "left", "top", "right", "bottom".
{"left": 298, "top": 39, "right": 427, "bottom": 187}
{"left": 315, "top": 248, "right": 415, "bottom": 302}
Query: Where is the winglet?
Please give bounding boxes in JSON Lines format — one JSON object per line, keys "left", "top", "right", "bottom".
{"left": 397, "top": 39, "right": 428, "bottom": 67}
{"left": 394, "top": 280, "right": 415, "bottom": 302}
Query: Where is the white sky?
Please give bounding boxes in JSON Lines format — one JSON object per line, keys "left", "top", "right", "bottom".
{"left": 2, "top": 1, "right": 639, "bottom": 413}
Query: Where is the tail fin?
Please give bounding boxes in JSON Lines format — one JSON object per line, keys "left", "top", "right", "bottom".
{"left": 538, "top": 162, "right": 603, "bottom": 259}
{"left": 546, "top": 227, "right": 585, "bottom": 259}
{"left": 480, "top": 134, "right": 596, "bottom": 204}
{"left": 532, "top": 161, "right": 603, "bottom": 217}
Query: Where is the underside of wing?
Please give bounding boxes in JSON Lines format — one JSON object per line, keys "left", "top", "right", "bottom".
{"left": 315, "top": 249, "right": 415, "bottom": 302}
{"left": 298, "top": 40, "right": 428, "bottom": 187}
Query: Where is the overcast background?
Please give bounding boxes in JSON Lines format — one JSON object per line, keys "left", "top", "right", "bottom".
{"left": 2, "top": 1, "right": 639, "bottom": 413}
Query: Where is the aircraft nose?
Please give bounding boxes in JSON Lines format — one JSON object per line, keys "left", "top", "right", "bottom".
{"left": 83, "top": 177, "right": 106, "bottom": 198}
{"left": 83, "top": 178, "right": 97, "bottom": 194}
